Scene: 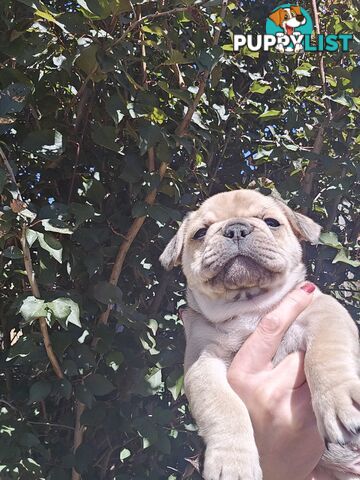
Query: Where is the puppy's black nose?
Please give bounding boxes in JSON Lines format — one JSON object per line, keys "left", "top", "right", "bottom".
{"left": 296, "top": 14, "right": 304, "bottom": 21}
{"left": 223, "top": 222, "right": 253, "bottom": 240}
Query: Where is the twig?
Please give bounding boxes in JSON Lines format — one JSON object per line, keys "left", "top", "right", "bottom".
{"left": 67, "top": 141, "right": 81, "bottom": 204}
{"left": 1, "top": 148, "right": 64, "bottom": 379}
{"left": 208, "top": 130, "right": 231, "bottom": 195}
{"left": 175, "top": 73, "right": 209, "bottom": 137}
{"left": 28, "top": 421, "right": 75, "bottom": 431}
{"left": 301, "top": 0, "right": 333, "bottom": 214}
{"left": 136, "top": 5, "right": 148, "bottom": 87}
{"left": 110, "top": 6, "right": 192, "bottom": 49}
{"left": 71, "top": 402, "right": 86, "bottom": 480}
{"left": 311, "top": 0, "right": 332, "bottom": 118}
{"left": 148, "top": 270, "right": 172, "bottom": 314}
{"left": 0, "top": 146, "right": 21, "bottom": 198}
{"left": 20, "top": 225, "right": 64, "bottom": 379}
{"left": 98, "top": 161, "right": 167, "bottom": 326}
{"left": 175, "top": 0, "right": 228, "bottom": 137}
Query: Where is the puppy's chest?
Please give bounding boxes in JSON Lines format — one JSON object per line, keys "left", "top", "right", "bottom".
{"left": 215, "top": 315, "right": 307, "bottom": 364}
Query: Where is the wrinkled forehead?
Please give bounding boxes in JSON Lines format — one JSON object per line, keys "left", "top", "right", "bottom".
{"left": 195, "top": 191, "right": 284, "bottom": 224}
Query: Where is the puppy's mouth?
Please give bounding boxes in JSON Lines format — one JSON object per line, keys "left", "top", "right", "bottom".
{"left": 208, "top": 254, "right": 280, "bottom": 290}
{"left": 285, "top": 25, "right": 294, "bottom": 35}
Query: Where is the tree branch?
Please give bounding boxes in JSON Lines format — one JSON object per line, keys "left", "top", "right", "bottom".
{"left": 0, "top": 146, "right": 21, "bottom": 198}
{"left": 28, "top": 421, "right": 75, "bottom": 431}
{"left": 20, "top": 225, "right": 64, "bottom": 379}
{"left": 111, "top": 6, "right": 193, "bottom": 49}
{"left": 175, "top": 0, "right": 228, "bottom": 138}
{"left": 98, "top": 161, "right": 167, "bottom": 326}
{"left": 301, "top": 0, "right": 333, "bottom": 214}
{"left": 71, "top": 402, "right": 86, "bottom": 480}
{"left": 1, "top": 147, "right": 64, "bottom": 379}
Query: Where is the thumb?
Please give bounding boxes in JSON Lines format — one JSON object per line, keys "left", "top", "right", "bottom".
{"left": 229, "top": 282, "right": 316, "bottom": 375}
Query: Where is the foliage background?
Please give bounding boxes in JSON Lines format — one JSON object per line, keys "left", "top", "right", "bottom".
{"left": 0, "top": 0, "right": 359, "bottom": 479}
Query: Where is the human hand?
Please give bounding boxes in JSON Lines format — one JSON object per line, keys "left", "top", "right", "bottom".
{"left": 227, "top": 282, "right": 326, "bottom": 480}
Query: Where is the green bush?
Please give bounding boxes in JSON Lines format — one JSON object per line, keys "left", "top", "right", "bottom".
{"left": 0, "top": 0, "right": 358, "bottom": 479}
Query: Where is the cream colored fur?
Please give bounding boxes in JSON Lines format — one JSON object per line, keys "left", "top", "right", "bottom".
{"left": 160, "top": 190, "right": 360, "bottom": 480}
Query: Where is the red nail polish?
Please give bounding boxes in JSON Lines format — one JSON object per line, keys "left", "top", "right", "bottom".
{"left": 301, "top": 282, "right": 316, "bottom": 294}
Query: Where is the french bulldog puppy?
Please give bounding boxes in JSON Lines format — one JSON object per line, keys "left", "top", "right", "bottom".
{"left": 160, "top": 190, "right": 360, "bottom": 480}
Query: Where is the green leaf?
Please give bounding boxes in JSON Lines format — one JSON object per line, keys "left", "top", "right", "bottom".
{"left": 84, "top": 374, "right": 115, "bottom": 396}
{"left": 0, "top": 83, "right": 29, "bottom": 116}
{"left": 3, "top": 245, "right": 23, "bottom": 259}
{"left": 82, "top": 178, "right": 106, "bottom": 205}
{"left": 56, "top": 377, "right": 72, "bottom": 400}
{"left": 258, "top": 109, "right": 282, "bottom": 119}
{"left": 76, "top": 43, "right": 99, "bottom": 72}
{"left": 106, "top": 351, "right": 124, "bottom": 371}
{"left": 158, "top": 81, "right": 192, "bottom": 105}
{"left": 324, "top": 94, "right": 354, "bottom": 107}
{"left": 105, "top": 94, "right": 125, "bottom": 124}
{"left": 41, "top": 219, "right": 73, "bottom": 234}
{"left": 332, "top": 249, "right": 360, "bottom": 268}
{"left": 36, "top": 232, "right": 63, "bottom": 263}
{"left": 19, "top": 296, "right": 47, "bottom": 322}
{"left": 20, "top": 433, "right": 41, "bottom": 448}
{"left": 320, "top": 232, "right": 342, "bottom": 249}
{"left": 142, "top": 24, "right": 164, "bottom": 36}
{"left": 91, "top": 125, "right": 122, "bottom": 152}
{"left": 75, "top": 385, "right": 94, "bottom": 409}
{"left": 166, "top": 370, "right": 184, "bottom": 400}
{"left": 28, "top": 380, "right": 52, "bottom": 403}
{"left": 92, "top": 281, "right": 123, "bottom": 304}
{"left": 26, "top": 228, "right": 38, "bottom": 247}
{"left": 294, "top": 62, "right": 315, "bottom": 77}
{"left": 120, "top": 448, "right": 131, "bottom": 462}
{"left": 22, "top": 130, "right": 64, "bottom": 158}
{"left": 69, "top": 202, "right": 95, "bottom": 226}
{"left": 0, "top": 168, "right": 6, "bottom": 194}
{"left": 249, "top": 82, "right": 271, "bottom": 94}
{"left": 163, "top": 50, "right": 194, "bottom": 65}
{"left": 47, "top": 298, "right": 81, "bottom": 328}
{"left": 351, "top": 66, "right": 360, "bottom": 89}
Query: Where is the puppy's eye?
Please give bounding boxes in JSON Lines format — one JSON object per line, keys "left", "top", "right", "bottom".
{"left": 193, "top": 228, "right": 208, "bottom": 240}
{"left": 264, "top": 218, "right": 280, "bottom": 228}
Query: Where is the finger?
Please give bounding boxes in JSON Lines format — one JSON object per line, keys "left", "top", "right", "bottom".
{"left": 229, "top": 282, "right": 315, "bottom": 374}
{"left": 271, "top": 351, "right": 307, "bottom": 390}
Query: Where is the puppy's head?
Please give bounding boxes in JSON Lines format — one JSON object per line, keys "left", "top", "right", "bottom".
{"left": 160, "top": 190, "right": 320, "bottom": 299}
{"left": 269, "top": 6, "right": 306, "bottom": 34}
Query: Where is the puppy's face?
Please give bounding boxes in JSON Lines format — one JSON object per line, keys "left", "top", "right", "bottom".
{"left": 269, "top": 6, "right": 306, "bottom": 35}
{"left": 160, "top": 190, "right": 320, "bottom": 299}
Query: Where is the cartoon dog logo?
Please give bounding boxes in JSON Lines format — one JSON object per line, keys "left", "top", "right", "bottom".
{"left": 269, "top": 5, "right": 307, "bottom": 52}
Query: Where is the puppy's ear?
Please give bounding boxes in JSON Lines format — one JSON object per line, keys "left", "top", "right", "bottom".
{"left": 269, "top": 9, "right": 283, "bottom": 26}
{"left": 275, "top": 200, "right": 321, "bottom": 244}
{"left": 159, "top": 215, "right": 191, "bottom": 270}
{"left": 291, "top": 5, "right": 301, "bottom": 15}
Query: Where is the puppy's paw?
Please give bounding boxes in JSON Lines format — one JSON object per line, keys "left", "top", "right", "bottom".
{"left": 203, "top": 441, "right": 262, "bottom": 480}
{"left": 313, "top": 378, "right": 360, "bottom": 445}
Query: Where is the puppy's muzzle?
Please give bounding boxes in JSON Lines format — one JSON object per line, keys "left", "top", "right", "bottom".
{"left": 296, "top": 14, "right": 305, "bottom": 22}
{"left": 223, "top": 220, "right": 254, "bottom": 241}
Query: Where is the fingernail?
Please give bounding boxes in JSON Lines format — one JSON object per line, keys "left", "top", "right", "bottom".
{"left": 178, "top": 308, "right": 184, "bottom": 319}
{"left": 301, "top": 282, "right": 316, "bottom": 294}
